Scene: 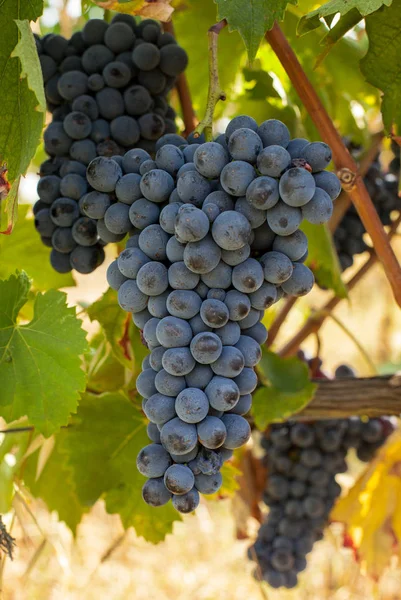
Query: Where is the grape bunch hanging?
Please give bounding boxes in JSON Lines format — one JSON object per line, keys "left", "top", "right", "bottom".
{"left": 334, "top": 143, "right": 400, "bottom": 271}
{"left": 249, "top": 363, "right": 393, "bottom": 589}
{"left": 96, "top": 115, "right": 342, "bottom": 513}
{"left": 33, "top": 15, "right": 188, "bottom": 274}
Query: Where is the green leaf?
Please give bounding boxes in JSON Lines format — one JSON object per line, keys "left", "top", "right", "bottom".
{"left": 361, "top": 0, "right": 401, "bottom": 135}
{"left": 298, "top": 0, "right": 393, "bottom": 35}
{"left": 252, "top": 383, "right": 316, "bottom": 429}
{"left": 105, "top": 482, "right": 179, "bottom": 544}
{"left": 315, "top": 9, "right": 364, "bottom": 66}
{"left": 252, "top": 350, "right": 316, "bottom": 428}
{"left": 85, "top": 335, "right": 126, "bottom": 393}
{"left": 0, "top": 272, "right": 88, "bottom": 436}
{"left": 301, "top": 221, "right": 348, "bottom": 298}
{"left": 215, "top": 0, "right": 297, "bottom": 61}
{"left": 60, "top": 392, "right": 180, "bottom": 542}
{"left": 0, "top": 429, "right": 31, "bottom": 512}
{"left": 87, "top": 288, "right": 133, "bottom": 369}
{"left": 243, "top": 66, "right": 280, "bottom": 100}
{"left": 23, "top": 435, "right": 88, "bottom": 534}
{"left": 0, "top": 1, "right": 45, "bottom": 228}
{"left": 173, "top": 0, "right": 245, "bottom": 118}
{"left": 12, "top": 20, "right": 46, "bottom": 112}
{"left": 0, "top": 205, "right": 75, "bottom": 290}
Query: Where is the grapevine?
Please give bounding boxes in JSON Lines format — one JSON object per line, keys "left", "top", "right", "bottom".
{"left": 0, "top": 2, "right": 400, "bottom": 595}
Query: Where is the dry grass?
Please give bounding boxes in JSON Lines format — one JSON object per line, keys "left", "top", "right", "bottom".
{"left": 2, "top": 497, "right": 401, "bottom": 600}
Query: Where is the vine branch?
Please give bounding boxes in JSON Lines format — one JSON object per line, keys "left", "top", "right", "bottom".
{"left": 194, "top": 20, "right": 227, "bottom": 141}
{"left": 265, "top": 23, "right": 401, "bottom": 307}
{"left": 278, "top": 214, "right": 401, "bottom": 357}
{"left": 296, "top": 374, "right": 401, "bottom": 419}
{"left": 329, "top": 132, "right": 385, "bottom": 233}
{"left": 163, "top": 20, "right": 197, "bottom": 135}
{"left": 266, "top": 296, "right": 298, "bottom": 347}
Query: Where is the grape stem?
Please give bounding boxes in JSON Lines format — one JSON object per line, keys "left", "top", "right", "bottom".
{"left": 277, "top": 214, "right": 401, "bottom": 357}
{"left": 194, "top": 20, "right": 227, "bottom": 142}
{"left": 266, "top": 23, "right": 401, "bottom": 307}
{"left": 163, "top": 20, "right": 197, "bottom": 135}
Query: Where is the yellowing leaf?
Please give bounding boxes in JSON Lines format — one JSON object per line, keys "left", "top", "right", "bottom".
{"left": 95, "top": 0, "right": 174, "bottom": 20}
{"left": 332, "top": 429, "right": 401, "bottom": 578}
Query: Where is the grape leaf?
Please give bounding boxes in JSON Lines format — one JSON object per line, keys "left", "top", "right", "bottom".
{"left": 174, "top": 0, "right": 245, "bottom": 118}
{"left": 361, "top": 0, "right": 401, "bottom": 135}
{"left": 252, "top": 350, "right": 316, "bottom": 428}
{"left": 95, "top": 0, "right": 174, "bottom": 20}
{"left": 301, "top": 222, "right": 348, "bottom": 298}
{"left": 23, "top": 435, "right": 88, "bottom": 534}
{"left": 87, "top": 288, "right": 133, "bottom": 369}
{"left": 0, "top": 205, "right": 75, "bottom": 290}
{"left": 60, "top": 392, "right": 180, "bottom": 542}
{"left": 0, "top": 429, "right": 32, "bottom": 513}
{"left": 298, "top": 0, "right": 393, "bottom": 35}
{"left": 0, "top": 272, "right": 88, "bottom": 436}
{"left": 332, "top": 429, "right": 401, "bottom": 579}
{"left": 214, "top": 0, "right": 297, "bottom": 61}
{"left": 85, "top": 334, "right": 126, "bottom": 393}
{"left": 12, "top": 20, "right": 46, "bottom": 113}
{"left": 0, "top": 1, "right": 45, "bottom": 231}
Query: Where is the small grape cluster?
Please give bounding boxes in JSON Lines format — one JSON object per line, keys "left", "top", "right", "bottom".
{"left": 33, "top": 15, "right": 187, "bottom": 274}
{"left": 100, "top": 116, "right": 340, "bottom": 513}
{"left": 249, "top": 366, "right": 392, "bottom": 589}
{"left": 334, "top": 144, "right": 400, "bottom": 271}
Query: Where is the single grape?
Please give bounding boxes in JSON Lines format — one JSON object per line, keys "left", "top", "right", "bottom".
{"left": 160, "top": 417, "right": 198, "bottom": 455}
{"left": 205, "top": 376, "right": 240, "bottom": 411}
{"left": 175, "top": 204, "right": 210, "bottom": 242}
{"left": 232, "top": 258, "right": 264, "bottom": 293}
{"left": 190, "top": 332, "right": 223, "bottom": 364}
{"left": 143, "top": 393, "right": 176, "bottom": 425}
{"left": 220, "top": 161, "right": 256, "bottom": 196}
{"left": 260, "top": 251, "right": 293, "bottom": 284}
{"left": 281, "top": 263, "right": 315, "bottom": 297}
{"left": 142, "top": 477, "right": 171, "bottom": 507}
{"left": 212, "top": 211, "right": 251, "bottom": 251}
{"left": 266, "top": 201, "right": 302, "bottom": 236}
{"left": 106, "top": 259, "right": 127, "bottom": 291}
{"left": 302, "top": 142, "right": 332, "bottom": 172}
{"left": 257, "top": 119, "right": 290, "bottom": 148}
{"left": 118, "top": 279, "right": 148, "bottom": 313}
{"left": 167, "top": 290, "right": 202, "bottom": 319}
{"left": 279, "top": 167, "right": 316, "bottom": 207}
{"left": 175, "top": 388, "right": 209, "bottom": 423}
{"left": 140, "top": 169, "right": 175, "bottom": 203}
{"left": 257, "top": 145, "right": 291, "bottom": 177}
{"left": 301, "top": 187, "right": 333, "bottom": 225}
{"left": 235, "top": 335, "right": 262, "bottom": 367}
{"left": 172, "top": 488, "right": 200, "bottom": 513}
{"left": 183, "top": 235, "right": 221, "bottom": 274}
{"left": 221, "top": 414, "right": 251, "bottom": 449}
{"left": 272, "top": 230, "right": 308, "bottom": 262}
{"left": 162, "top": 347, "right": 195, "bottom": 377}
{"left": 177, "top": 170, "right": 212, "bottom": 207}
{"left": 136, "top": 443, "right": 172, "bottom": 478}
{"left": 156, "top": 316, "right": 193, "bottom": 348}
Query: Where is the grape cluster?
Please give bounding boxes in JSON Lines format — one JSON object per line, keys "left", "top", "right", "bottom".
{"left": 334, "top": 144, "right": 400, "bottom": 271}
{"left": 249, "top": 365, "right": 392, "bottom": 589}
{"left": 101, "top": 116, "right": 340, "bottom": 513}
{"left": 33, "top": 15, "right": 187, "bottom": 274}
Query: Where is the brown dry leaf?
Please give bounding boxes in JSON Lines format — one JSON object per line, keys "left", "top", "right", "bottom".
{"left": 332, "top": 429, "right": 401, "bottom": 579}
{"left": 95, "top": 0, "right": 174, "bottom": 21}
